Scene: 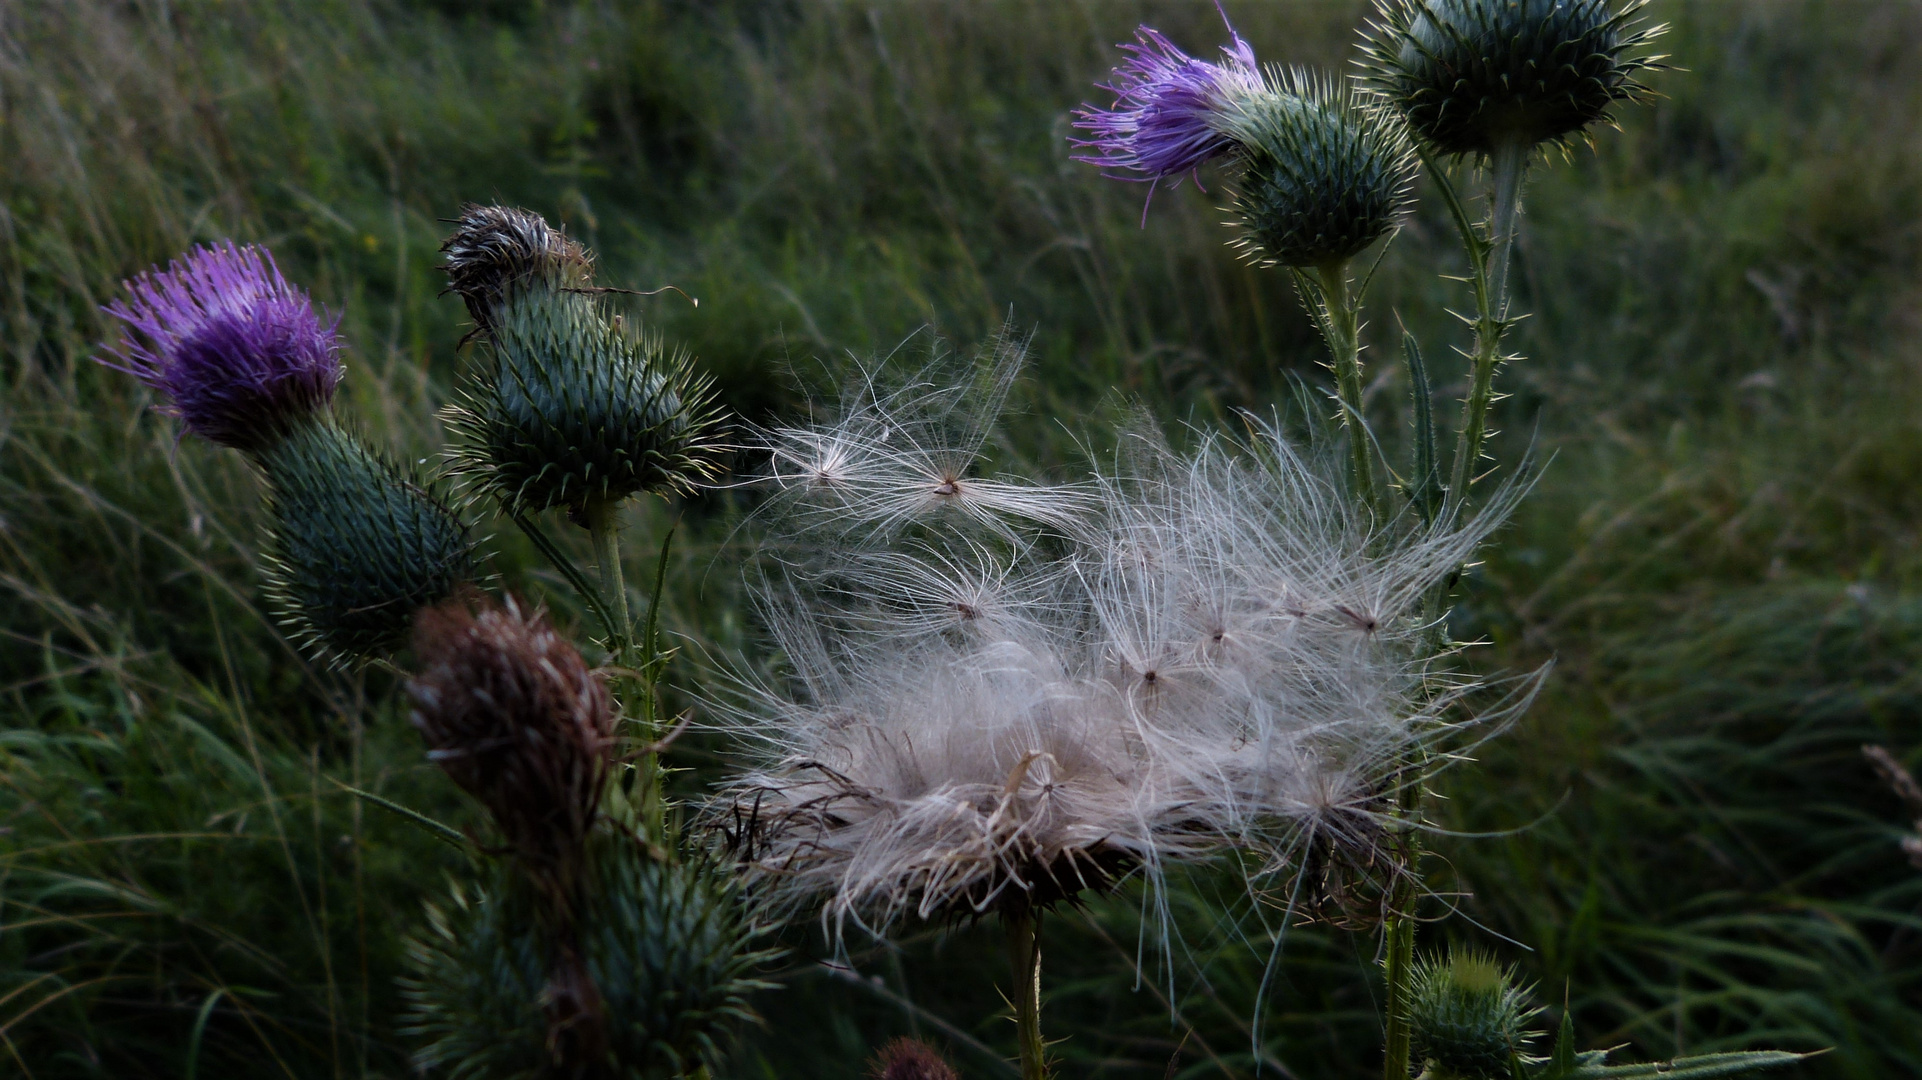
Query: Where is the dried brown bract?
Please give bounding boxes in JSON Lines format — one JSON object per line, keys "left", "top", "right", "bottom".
{"left": 868, "top": 1037, "right": 961, "bottom": 1080}
{"left": 408, "top": 593, "right": 616, "bottom": 898}
{"left": 439, "top": 203, "right": 592, "bottom": 331}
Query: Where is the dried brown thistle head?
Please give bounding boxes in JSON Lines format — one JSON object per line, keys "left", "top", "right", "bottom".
{"left": 439, "top": 203, "right": 591, "bottom": 332}
{"left": 408, "top": 593, "right": 616, "bottom": 897}
{"left": 868, "top": 1037, "right": 960, "bottom": 1080}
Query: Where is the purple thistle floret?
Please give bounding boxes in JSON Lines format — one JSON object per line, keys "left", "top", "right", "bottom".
{"left": 100, "top": 242, "right": 341, "bottom": 452}
{"left": 1071, "top": 18, "right": 1263, "bottom": 187}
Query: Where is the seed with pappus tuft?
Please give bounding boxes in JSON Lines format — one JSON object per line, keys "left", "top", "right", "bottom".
{"left": 401, "top": 842, "right": 774, "bottom": 1080}
{"left": 444, "top": 289, "right": 726, "bottom": 516}
{"left": 1360, "top": 0, "right": 1666, "bottom": 158}
{"left": 440, "top": 203, "right": 592, "bottom": 332}
{"left": 99, "top": 242, "right": 341, "bottom": 452}
{"left": 1222, "top": 71, "right": 1418, "bottom": 268}
{"left": 408, "top": 595, "right": 614, "bottom": 898}
{"left": 258, "top": 422, "right": 474, "bottom": 666}
{"left": 1406, "top": 948, "right": 1540, "bottom": 1079}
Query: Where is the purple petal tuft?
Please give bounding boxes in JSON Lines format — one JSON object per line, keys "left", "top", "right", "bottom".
{"left": 1071, "top": 22, "right": 1263, "bottom": 184}
{"left": 100, "top": 242, "right": 341, "bottom": 451}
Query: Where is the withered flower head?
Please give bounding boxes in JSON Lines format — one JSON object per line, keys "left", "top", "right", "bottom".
{"left": 869, "top": 1037, "right": 961, "bottom": 1080}
{"left": 408, "top": 594, "right": 615, "bottom": 891}
{"left": 439, "top": 204, "right": 593, "bottom": 331}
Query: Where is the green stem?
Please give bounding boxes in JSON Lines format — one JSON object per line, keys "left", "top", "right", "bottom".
{"left": 1315, "top": 262, "right": 1380, "bottom": 515}
{"left": 583, "top": 499, "right": 632, "bottom": 663}
{"left": 1006, "top": 906, "right": 1048, "bottom": 1080}
{"left": 1381, "top": 842, "right": 1421, "bottom": 1080}
{"left": 1448, "top": 138, "right": 1529, "bottom": 502}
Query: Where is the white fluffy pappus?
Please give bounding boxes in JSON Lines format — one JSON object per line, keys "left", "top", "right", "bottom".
{"left": 711, "top": 343, "right": 1536, "bottom": 941}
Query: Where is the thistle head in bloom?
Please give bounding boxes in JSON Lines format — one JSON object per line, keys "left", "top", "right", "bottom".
{"left": 258, "top": 423, "right": 475, "bottom": 666}
{"left": 1221, "top": 70, "right": 1419, "bottom": 269}
{"left": 715, "top": 354, "right": 1536, "bottom": 945}
{"left": 408, "top": 594, "right": 615, "bottom": 898}
{"left": 868, "top": 1038, "right": 961, "bottom": 1080}
{"left": 1072, "top": 15, "right": 1265, "bottom": 187}
{"left": 1360, "top": 0, "right": 1667, "bottom": 159}
{"left": 1406, "top": 948, "right": 1541, "bottom": 1079}
{"left": 440, "top": 203, "right": 592, "bottom": 332}
{"left": 100, "top": 242, "right": 341, "bottom": 452}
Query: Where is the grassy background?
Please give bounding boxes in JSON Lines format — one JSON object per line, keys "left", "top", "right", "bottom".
{"left": 2, "top": 0, "right": 1919, "bottom": 1076}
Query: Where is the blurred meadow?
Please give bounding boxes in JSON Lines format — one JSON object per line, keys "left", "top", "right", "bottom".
{"left": 2, "top": 0, "right": 1920, "bottom": 1076}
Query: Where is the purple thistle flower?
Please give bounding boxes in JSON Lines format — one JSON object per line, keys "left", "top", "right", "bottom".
{"left": 100, "top": 242, "right": 342, "bottom": 452}
{"left": 1071, "top": 15, "right": 1264, "bottom": 191}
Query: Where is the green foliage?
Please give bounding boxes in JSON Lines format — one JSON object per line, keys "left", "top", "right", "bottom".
{"left": 401, "top": 842, "right": 774, "bottom": 1079}
{"left": 1, "top": 1, "right": 1919, "bottom": 1077}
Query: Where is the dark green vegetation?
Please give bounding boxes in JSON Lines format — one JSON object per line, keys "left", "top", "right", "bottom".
{"left": 2, "top": 1, "right": 1918, "bottom": 1076}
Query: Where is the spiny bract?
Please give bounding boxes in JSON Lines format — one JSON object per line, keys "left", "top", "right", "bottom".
{"left": 1222, "top": 69, "right": 1419, "bottom": 268}
{"left": 444, "top": 289, "right": 726, "bottom": 515}
{"left": 402, "top": 843, "right": 773, "bottom": 1080}
{"left": 1359, "top": 0, "right": 1666, "bottom": 158}
{"left": 1406, "top": 948, "right": 1541, "bottom": 1079}
{"left": 258, "top": 421, "right": 474, "bottom": 666}
{"left": 715, "top": 342, "right": 1535, "bottom": 941}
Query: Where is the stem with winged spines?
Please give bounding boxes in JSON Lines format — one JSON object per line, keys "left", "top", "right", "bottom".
{"left": 1448, "top": 137, "right": 1529, "bottom": 503}
{"left": 1006, "top": 906, "right": 1048, "bottom": 1080}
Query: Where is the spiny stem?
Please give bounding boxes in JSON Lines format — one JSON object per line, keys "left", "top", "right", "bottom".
{"left": 1448, "top": 138, "right": 1529, "bottom": 503}
{"left": 1381, "top": 836, "right": 1421, "bottom": 1080}
{"left": 1314, "top": 262, "right": 1381, "bottom": 516}
{"left": 1006, "top": 906, "right": 1048, "bottom": 1080}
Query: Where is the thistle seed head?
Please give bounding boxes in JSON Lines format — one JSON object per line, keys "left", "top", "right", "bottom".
{"left": 407, "top": 594, "right": 614, "bottom": 893}
{"left": 1359, "top": 0, "right": 1667, "bottom": 158}
{"left": 257, "top": 421, "right": 474, "bottom": 666}
{"left": 444, "top": 290, "right": 728, "bottom": 517}
{"left": 1072, "top": 17, "right": 1265, "bottom": 182}
{"left": 1222, "top": 70, "right": 1419, "bottom": 268}
{"left": 99, "top": 242, "right": 341, "bottom": 452}
{"left": 440, "top": 204, "right": 592, "bottom": 332}
{"left": 715, "top": 352, "right": 1538, "bottom": 945}
{"left": 1407, "top": 947, "right": 1541, "bottom": 1079}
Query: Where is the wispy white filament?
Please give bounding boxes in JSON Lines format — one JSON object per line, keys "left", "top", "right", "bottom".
{"left": 714, "top": 337, "right": 1531, "bottom": 942}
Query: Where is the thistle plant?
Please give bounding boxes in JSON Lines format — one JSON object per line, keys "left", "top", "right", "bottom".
{"left": 96, "top": 219, "right": 767, "bottom": 1075}
{"left": 1070, "top": 6, "right": 1801, "bottom": 1080}
{"left": 99, "top": 242, "right": 473, "bottom": 665}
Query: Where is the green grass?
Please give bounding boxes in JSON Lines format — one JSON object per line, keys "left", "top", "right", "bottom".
{"left": 2, "top": 1, "right": 1919, "bottom": 1076}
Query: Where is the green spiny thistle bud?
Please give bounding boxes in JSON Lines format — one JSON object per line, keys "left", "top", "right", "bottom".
{"left": 258, "top": 421, "right": 474, "bottom": 666}
{"left": 441, "top": 203, "right": 593, "bottom": 332}
{"left": 402, "top": 841, "right": 773, "bottom": 1079}
{"left": 1360, "top": 0, "right": 1666, "bottom": 158}
{"left": 1220, "top": 71, "right": 1417, "bottom": 269}
{"left": 1406, "top": 948, "right": 1540, "bottom": 1079}
{"left": 444, "top": 290, "right": 726, "bottom": 516}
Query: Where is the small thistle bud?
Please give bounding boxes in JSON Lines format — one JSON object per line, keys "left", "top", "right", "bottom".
{"left": 99, "top": 242, "right": 342, "bottom": 452}
{"left": 439, "top": 203, "right": 592, "bottom": 332}
{"left": 869, "top": 1037, "right": 961, "bottom": 1080}
{"left": 1360, "top": 0, "right": 1667, "bottom": 158}
{"left": 258, "top": 423, "right": 474, "bottom": 665}
{"left": 407, "top": 595, "right": 615, "bottom": 892}
{"left": 1072, "top": 19, "right": 1265, "bottom": 183}
{"left": 444, "top": 289, "right": 726, "bottom": 516}
{"left": 1221, "top": 72, "right": 1418, "bottom": 269}
{"left": 402, "top": 844, "right": 772, "bottom": 1078}
{"left": 1406, "top": 948, "right": 1540, "bottom": 1079}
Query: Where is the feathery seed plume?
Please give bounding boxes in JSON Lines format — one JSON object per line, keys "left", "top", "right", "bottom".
{"left": 100, "top": 242, "right": 341, "bottom": 452}
{"left": 717, "top": 353, "right": 1533, "bottom": 942}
